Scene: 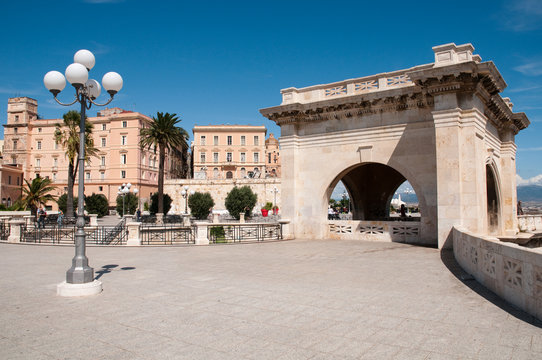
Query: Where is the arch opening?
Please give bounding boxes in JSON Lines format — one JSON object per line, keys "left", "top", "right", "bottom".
{"left": 486, "top": 164, "right": 500, "bottom": 234}
{"left": 327, "top": 163, "right": 421, "bottom": 221}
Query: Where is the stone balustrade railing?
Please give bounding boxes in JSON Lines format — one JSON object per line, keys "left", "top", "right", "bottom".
{"left": 518, "top": 215, "right": 542, "bottom": 232}
{"left": 452, "top": 226, "right": 542, "bottom": 321}
{"left": 280, "top": 65, "right": 432, "bottom": 105}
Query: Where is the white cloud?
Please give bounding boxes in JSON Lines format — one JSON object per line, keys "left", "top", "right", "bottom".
{"left": 517, "top": 174, "right": 542, "bottom": 186}
{"left": 503, "top": 0, "right": 542, "bottom": 31}
{"left": 514, "top": 61, "right": 542, "bottom": 76}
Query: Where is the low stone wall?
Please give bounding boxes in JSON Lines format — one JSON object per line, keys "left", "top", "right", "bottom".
{"left": 327, "top": 220, "right": 420, "bottom": 243}
{"left": 164, "top": 178, "right": 281, "bottom": 215}
{"left": 452, "top": 226, "right": 542, "bottom": 321}
{"left": 518, "top": 215, "right": 542, "bottom": 232}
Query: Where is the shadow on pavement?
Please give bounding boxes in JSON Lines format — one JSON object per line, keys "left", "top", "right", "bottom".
{"left": 440, "top": 249, "right": 542, "bottom": 328}
{"left": 95, "top": 264, "right": 136, "bottom": 280}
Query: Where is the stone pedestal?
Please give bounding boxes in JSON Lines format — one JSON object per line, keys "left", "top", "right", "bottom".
{"left": 8, "top": 219, "right": 25, "bottom": 243}
{"left": 126, "top": 222, "right": 141, "bottom": 246}
{"left": 212, "top": 213, "right": 220, "bottom": 224}
{"left": 57, "top": 280, "right": 102, "bottom": 297}
{"left": 156, "top": 213, "right": 164, "bottom": 225}
{"left": 279, "top": 219, "right": 292, "bottom": 240}
{"left": 89, "top": 214, "right": 98, "bottom": 226}
{"left": 195, "top": 222, "right": 209, "bottom": 245}
{"left": 239, "top": 213, "right": 245, "bottom": 224}
{"left": 124, "top": 214, "right": 134, "bottom": 223}
{"left": 182, "top": 214, "right": 191, "bottom": 227}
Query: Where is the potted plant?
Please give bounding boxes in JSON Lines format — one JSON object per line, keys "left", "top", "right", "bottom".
{"left": 272, "top": 205, "right": 279, "bottom": 215}
{"left": 261, "top": 202, "right": 273, "bottom": 217}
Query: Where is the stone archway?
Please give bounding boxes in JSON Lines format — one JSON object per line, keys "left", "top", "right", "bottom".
{"left": 261, "top": 43, "right": 529, "bottom": 248}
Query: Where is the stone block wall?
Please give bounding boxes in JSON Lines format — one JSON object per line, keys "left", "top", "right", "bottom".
{"left": 164, "top": 178, "right": 281, "bottom": 215}
{"left": 453, "top": 226, "right": 542, "bottom": 321}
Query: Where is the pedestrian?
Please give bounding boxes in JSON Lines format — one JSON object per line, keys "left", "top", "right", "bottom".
{"left": 38, "top": 206, "right": 47, "bottom": 228}
{"left": 517, "top": 201, "right": 524, "bottom": 215}
{"left": 136, "top": 208, "right": 141, "bottom": 222}
{"left": 400, "top": 204, "right": 407, "bottom": 218}
{"left": 57, "top": 210, "right": 64, "bottom": 227}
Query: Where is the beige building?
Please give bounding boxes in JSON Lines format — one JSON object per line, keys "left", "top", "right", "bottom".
{"left": 0, "top": 164, "right": 24, "bottom": 207}
{"left": 192, "top": 125, "right": 269, "bottom": 180}
{"left": 3, "top": 97, "right": 185, "bottom": 210}
{"left": 265, "top": 133, "right": 280, "bottom": 178}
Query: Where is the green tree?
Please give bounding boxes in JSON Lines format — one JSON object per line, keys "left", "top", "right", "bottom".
{"left": 57, "top": 194, "right": 78, "bottom": 214}
{"left": 54, "top": 110, "right": 98, "bottom": 218}
{"left": 20, "top": 177, "right": 57, "bottom": 216}
{"left": 149, "top": 193, "right": 172, "bottom": 215}
{"left": 188, "top": 192, "right": 215, "bottom": 220}
{"left": 85, "top": 193, "right": 109, "bottom": 217}
{"left": 116, "top": 193, "right": 138, "bottom": 216}
{"left": 225, "top": 186, "right": 257, "bottom": 220}
{"left": 140, "top": 112, "right": 189, "bottom": 214}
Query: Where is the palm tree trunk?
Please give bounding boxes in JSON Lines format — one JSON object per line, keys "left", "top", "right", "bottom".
{"left": 158, "top": 145, "right": 166, "bottom": 214}
{"left": 67, "top": 162, "right": 75, "bottom": 218}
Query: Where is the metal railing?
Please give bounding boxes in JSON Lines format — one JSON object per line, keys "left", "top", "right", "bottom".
{"left": 21, "top": 223, "right": 128, "bottom": 245}
{"left": 141, "top": 225, "right": 195, "bottom": 245}
{"left": 0, "top": 221, "right": 9, "bottom": 241}
{"left": 208, "top": 223, "right": 282, "bottom": 243}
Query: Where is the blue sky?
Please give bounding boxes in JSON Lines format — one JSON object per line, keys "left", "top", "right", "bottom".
{"left": 2, "top": 0, "right": 542, "bottom": 183}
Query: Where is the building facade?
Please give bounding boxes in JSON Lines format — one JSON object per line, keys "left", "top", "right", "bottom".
{"left": 0, "top": 164, "right": 24, "bottom": 207}
{"left": 265, "top": 133, "right": 281, "bottom": 178}
{"left": 3, "top": 97, "right": 185, "bottom": 210}
{"left": 192, "top": 125, "right": 268, "bottom": 180}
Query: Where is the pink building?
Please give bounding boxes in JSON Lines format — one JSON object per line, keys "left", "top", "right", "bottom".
{"left": 3, "top": 97, "right": 185, "bottom": 210}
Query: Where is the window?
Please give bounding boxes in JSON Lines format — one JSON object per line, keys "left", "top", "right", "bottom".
{"left": 121, "top": 154, "right": 127, "bottom": 164}
{"left": 13, "top": 128, "right": 17, "bottom": 134}
{"left": 37, "top": 141, "right": 41, "bottom": 150}
{"left": 200, "top": 153, "right": 206, "bottom": 163}
{"left": 241, "top": 168, "right": 246, "bottom": 178}
{"left": 254, "top": 136, "right": 259, "bottom": 145}
{"left": 241, "top": 136, "right": 246, "bottom": 145}
{"left": 13, "top": 140, "right": 17, "bottom": 150}
{"left": 16, "top": 177, "right": 19, "bottom": 185}
{"left": 53, "top": 158, "right": 58, "bottom": 167}
{"left": 53, "top": 173, "right": 57, "bottom": 181}
{"left": 8, "top": 176, "right": 11, "bottom": 185}
{"left": 38, "top": 128, "right": 42, "bottom": 133}
{"left": 99, "top": 186, "right": 103, "bottom": 191}
{"left": 36, "top": 158, "right": 40, "bottom": 167}
{"left": 14, "top": 115, "right": 19, "bottom": 122}
{"left": 268, "top": 153, "right": 271, "bottom": 163}
{"left": 86, "top": 172, "right": 91, "bottom": 180}
{"left": 213, "top": 136, "right": 218, "bottom": 145}
{"left": 254, "top": 152, "right": 259, "bottom": 162}
{"left": 121, "top": 170, "right": 126, "bottom": 179}
{"left": 102, "top": 124, "right": 106, "bottom": 131}
{"left": 121, "top": 136, "right": 127, "bottom": 145}
{"left": 240, "top": 152, "right": 246, "bottom": 162}
{"left": 227, "top": 152, "right": 232, "bottom": 162}
{"left": 122, "top": 121, "right": 127, "bottom": 128}
{"left": 100, "top": 172, "right": 105, "bottom": 180}
{"left": 226, "top": 171, "right": 233, "bottom": 179}
{"left": 227, "top": 136, "right": 232, "bottom": 145}
{"left": 142, "top": 155, "right": 145, "bottom": 166}
{"left": 213, "top": 168, "right": 219, "bottom": 178}
{"left": 101, "top": 138, "right": 106, "bottom": 147}
{"left": 200, "top": 136, "right": 206, "bottom": 145}
{"left": 54, "top": 142, "right": 58, "bottom": 150}
{"left": 101, "top": 156, "right": 106, "bottom": 166}
{"left": 213, "top": 152, "right": 219, "bottom": 163}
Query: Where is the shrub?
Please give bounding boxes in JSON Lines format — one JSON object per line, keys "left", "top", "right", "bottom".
{"left": 225, "top": 186, "right": 257, "bottom": 220}
{"left": 149, "top": 193, "right": 172, "bottom": 215}
{"left": 209, "top": 225, "right": 226, "bottom": 242}
{"left": 57, "top": 194, "right": 78, "bottom": 216}
{"left": 188, "top": 192, "right": 214, "bottom": 220}
{"left": 116, "top": 193, "right": 138, "bottom": 216}
{"left": 263, "top": 202, "right": 273, "bottom": 210}
{"left": 144, "top": 202, "right": 149, "bottom": 211}
{"left": 85, "top": 193, "right": 109, "bottom": 217}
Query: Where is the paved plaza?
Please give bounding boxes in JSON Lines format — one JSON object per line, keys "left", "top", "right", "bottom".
{"left": 1, "top": 239, "right": 541, "bottom": 359}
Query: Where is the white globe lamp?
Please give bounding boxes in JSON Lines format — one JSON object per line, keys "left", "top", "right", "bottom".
{"left": 43, "top": 71, "right": 66, "bottom": 95}
{"left": 102, "top": 72, "right": 123, "bottom": 94}
{"left": 65, "top": 63, "right": 88, "bottom": 87}
{"left": 74, "top": 49, "right": 95, "bottom": 70}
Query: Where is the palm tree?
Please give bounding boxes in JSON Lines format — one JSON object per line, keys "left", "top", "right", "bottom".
{"left": 140, "top": 112, "right": 189, "bottom": 214}
{"left": 54, "top": 110, "right": 98, "bottom": 218}
{"left": 21, "top": 177, "right": 57, "bottom": 217}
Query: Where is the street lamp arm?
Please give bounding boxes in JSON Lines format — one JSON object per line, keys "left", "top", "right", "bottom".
{"left": 87, "top": 94, "right": 115, "bottom": 107}
{"left": 52, "top": 93, "right": 79, "bottom": 107}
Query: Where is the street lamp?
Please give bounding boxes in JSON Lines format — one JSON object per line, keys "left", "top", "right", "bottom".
{"left": 271, "top": 186, "right": 279, "bottom": 215}
{"left": 181, "top": 185, "right": 195, "bottom": 214}
{"left": 45, "top": 49, "right": 122, "bottom": 296}
{"left": 118, "top": 183, "right": 138, "bottom": 216}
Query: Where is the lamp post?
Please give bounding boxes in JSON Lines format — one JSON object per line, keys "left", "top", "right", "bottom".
{"left": 342, "top": 191, "right": 350, "bottom": 213}
{"left": 181, "top": 185, "right": 195, "bottom": 214}
{"left": 44, "top": 49, "right": 122, "bottom": 295}
{"left": 118, "top": 183, "right": 138, "bottom": 216}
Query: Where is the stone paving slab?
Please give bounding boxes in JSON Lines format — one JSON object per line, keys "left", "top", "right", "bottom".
{"left": 0, "top": 239, "right": 541, "bottom": 359}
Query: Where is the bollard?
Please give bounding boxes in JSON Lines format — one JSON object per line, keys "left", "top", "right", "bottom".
{"left": 8, "top": 219, "right": 25, "bottom": 243}
{"left": 89, "top": 214, "right": 98, "bottom": 226}
{"left": 126, "top": 222, "right": 141, "bottom": 246}
{"left": 195, "top": 222, "right": 209, "bottom": 245}
{"left": 239, "top": 213, "right": 245, "bottom": 224}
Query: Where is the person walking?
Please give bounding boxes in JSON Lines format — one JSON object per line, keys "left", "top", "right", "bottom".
{"left": 38, "top": 206, "right": 47, "bottom": 229}
{"left": 57, "top": 210, "right": 64, "bottom": 227}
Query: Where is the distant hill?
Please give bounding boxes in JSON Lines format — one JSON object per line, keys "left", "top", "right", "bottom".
{"left": 517, "top": 185, "right": 542, "bottom": 202}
